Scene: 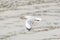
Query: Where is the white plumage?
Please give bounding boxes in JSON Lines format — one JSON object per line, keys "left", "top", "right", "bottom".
{"left": 20, "top": 16, "right": 42, "bottom": 31}
{"left": 25, "top": 16, "right": 42, "bottom": 31}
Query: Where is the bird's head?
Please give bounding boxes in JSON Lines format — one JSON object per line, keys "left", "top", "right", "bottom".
{"left": 34, "top": 17, "right": 42, "bottom": 22}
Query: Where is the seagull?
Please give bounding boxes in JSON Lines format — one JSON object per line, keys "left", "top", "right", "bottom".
{"left": 20, "top": 16, "right": 42, "bottom": 31}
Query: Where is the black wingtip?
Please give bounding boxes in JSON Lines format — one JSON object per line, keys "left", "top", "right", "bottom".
{"left": 26, "top": 28, "right": 31, "bottom": 31}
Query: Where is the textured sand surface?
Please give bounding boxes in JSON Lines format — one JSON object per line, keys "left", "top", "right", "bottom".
{"left": 0, "top": 0, "right": 60, "bottom": 40}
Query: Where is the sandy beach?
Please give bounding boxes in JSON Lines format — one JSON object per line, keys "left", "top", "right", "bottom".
{"left": 0, "top": 0, "right": 60, "bottom": 40}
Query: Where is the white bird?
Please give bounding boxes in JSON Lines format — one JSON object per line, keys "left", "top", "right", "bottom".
{"left": 20, "top": 16, "right": 42, "bottom": 31}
